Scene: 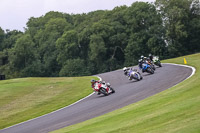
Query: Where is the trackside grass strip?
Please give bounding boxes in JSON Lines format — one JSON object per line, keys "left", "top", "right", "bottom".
{"left": 0, "top": 76, "right": 98, "bottom": 129}
{"left": 51, "top": 53, "right": 200, "bottom": 133}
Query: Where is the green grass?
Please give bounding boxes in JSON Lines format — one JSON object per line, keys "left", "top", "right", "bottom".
{"left": 51, "top": 53, "right": 200, "bottom": 133}
{"left": 0, "top": 76, "right": 98, "bottom": 129}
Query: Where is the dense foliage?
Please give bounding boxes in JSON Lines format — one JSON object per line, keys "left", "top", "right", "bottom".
{"left": 0, "top": 0, "right": 199, "bottom": 78}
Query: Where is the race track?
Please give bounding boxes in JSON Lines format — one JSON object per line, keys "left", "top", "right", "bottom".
{"left": 0, "top": 64, "right": 193, "bottom": 133}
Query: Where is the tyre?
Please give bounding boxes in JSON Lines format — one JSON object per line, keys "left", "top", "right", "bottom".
{"left": 133, "top": 73, "right": 140, "bottom": 81}
{"left": 100, "top": 88, "right": 108, "bottom": 96}
{"left": 151, "top": 69, "right": 154, "bottom": 74}
{"left": 136, "top": 74, "right": 140, "bottom": 81}
{"left": 153, "top": 65, "right": 156, "bottom": 70}
{"left": 147, "top": 67, "right": 154, "bottom": 74}
{"left": 110, "top": 87, "right": 115, "bottom": 93}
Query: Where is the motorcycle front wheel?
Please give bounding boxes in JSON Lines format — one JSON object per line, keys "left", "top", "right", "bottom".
{"left": 147, "top": 67, "right": 154, "bottom": 74}
{"left": 158, "top": 62, "right": 162, "bottom": 67}
{"left": 100, "top": 88, "right": 108, "bottom": 96}
{"left": 110, "top": 87, "right": 115, "bottom": 93}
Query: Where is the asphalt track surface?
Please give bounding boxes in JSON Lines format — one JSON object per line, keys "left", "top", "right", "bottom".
{"left": 0, "top": 64, "right": 193, "bottom": 133}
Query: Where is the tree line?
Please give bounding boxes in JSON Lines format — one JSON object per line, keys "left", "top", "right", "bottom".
{"left": 0, "top": 0, "right": 199, "bottom": 79}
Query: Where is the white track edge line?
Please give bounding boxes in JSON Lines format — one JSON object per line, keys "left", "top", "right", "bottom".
{"left": 1, "top": 76, "right": 102, "bottom": 131}
{"left": 163, "top": 63, "right": 196, "bottom": 81}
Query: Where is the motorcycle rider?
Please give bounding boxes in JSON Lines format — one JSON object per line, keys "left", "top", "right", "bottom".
{"left": 91, "top": 79, "right": 99, "bottom": 94}
{"left": 91, "top": 79, "right": 97, "bottom": 88}
{"left": 141, "top": 55, "right": 148, "bottom": 63}
{"left": 91, "top": 79, "right": 106, "bottom": 95}
{"left": 148, "top": 53, "right": 153, "bottom": 61}
{"left": 138, "top": 59, "right": 145, "bottom": 72}
{"left": 123, "top": 67, "right": 132, "bottom": 80}
{"left": 147, "top": 54, "right": 156, "bottom": 70}
{"left": 140, "top": 55, "right": 144, "bottom": 61}
{"left": 142, "top": 54, "right": 153, "bottom": 65}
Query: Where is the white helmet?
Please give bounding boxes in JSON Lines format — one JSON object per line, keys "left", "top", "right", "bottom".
{"left": 123, "top": 67, "right": 127, "bottom": 71}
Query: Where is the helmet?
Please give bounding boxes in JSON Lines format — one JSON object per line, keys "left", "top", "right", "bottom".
{"left": 138, "top": 59, "right": 142, "bottom": 63}
{"left": 106, "top": 82, "right": 111, "bottom": 87}
{"left": 91, "top": 79, "right": 96, "bottom": 84}
{"left": 141, "top": 55, "right": 144, "bottom": 59}
{"left": 123, "top": 67, "right": 127, "bottom": 71}
{"left": 149, "top": 53, "right": 152, "bottom": 56}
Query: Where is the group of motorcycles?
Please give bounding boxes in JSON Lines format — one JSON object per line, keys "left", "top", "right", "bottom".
{"left": 124, "top": 55, "right": 162, "bottom": 81}
{"left": 91, "top": 55, "right": 162, "bottom": 96}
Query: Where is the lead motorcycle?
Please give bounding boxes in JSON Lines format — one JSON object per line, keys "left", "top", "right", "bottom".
{"left": 93, "top": 81, "right": 115, "bottom": 96}
{"left": 128, "top": 68, "right": 143, "bottom": 81}
{"left": 153, "top": 56, "right": 162, "bottom": 67}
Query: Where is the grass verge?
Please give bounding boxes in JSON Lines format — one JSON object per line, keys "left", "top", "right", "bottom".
{"left": 0, "top": 76, "right": 98, "bottom": 129}
{"left": 51, "top": 53, "right": 200, "bottom": 133}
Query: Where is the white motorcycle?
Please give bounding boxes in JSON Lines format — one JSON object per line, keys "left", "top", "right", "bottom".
{"left": 128, "top": 68, "right": 143, "bottom": 81}
{"left": 93, "top": 81, "right": 115, "bottom": 96}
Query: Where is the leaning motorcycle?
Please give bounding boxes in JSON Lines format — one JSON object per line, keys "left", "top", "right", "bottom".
{"left": 153, "top": 56, "right": 162, "bottom": 67}
{"left": 93, "top": 81, "right": 115, "bottom": 96}
{"left": 140, "top": 63, "right": 154, "bottom": 74}
{"left": 146, "top": 60, "right": 156, "bottom": 70}
{"left": 128, "top": 69, "right": 143, "bottom": 81}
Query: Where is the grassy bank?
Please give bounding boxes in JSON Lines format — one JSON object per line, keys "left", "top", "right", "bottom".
{"left": 52, "top": 53, "right": 200, "bottom": 133}
{"left": 0, "top": 76, "right": 98, "bottom": 129}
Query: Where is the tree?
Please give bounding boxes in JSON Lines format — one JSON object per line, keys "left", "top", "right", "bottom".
{"left": 124, "top": 2, "right": 165, "bottom": 65}
{"left": 88, "top": 34, "right": 107, "bottom": 73}
{"left": 8, "top": 34, "right": 41, "bottom": 77}
{"left": 59, "top": 58, "right": 90, "bottom": 76}
{"left": 56, "top": 30, "right": 80, "bottom": 65}
{"left": 1, "top": 30, "right": 23, "bottom": 49}
{"left": 0, "top": 27, "right": 5, "bottom": 51}
{"left": 33, "top": 18, "right": 71, "bottom": 76}
{"left": 156, "top": 0, "right": 200, "bottom": 56}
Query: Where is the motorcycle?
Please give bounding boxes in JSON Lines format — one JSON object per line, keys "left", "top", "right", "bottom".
{"left": 128, "top": 69, "right": 143, "bottom": 81}
{"left": 153, "top": 56, "right": 162, "bottom": 67}
{"left": 146, "top": 60, "right": 156, "bottom": 70}
{"left": 93, "top": 81, "right": 115, "bottom": 96}
{"left": 140, "top": 63, "right": 154, "bottom": 74}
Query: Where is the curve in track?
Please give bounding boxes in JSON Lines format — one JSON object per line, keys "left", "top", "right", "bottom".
{"left": 0, "top": 63, "right": 194, "bottom": 133}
